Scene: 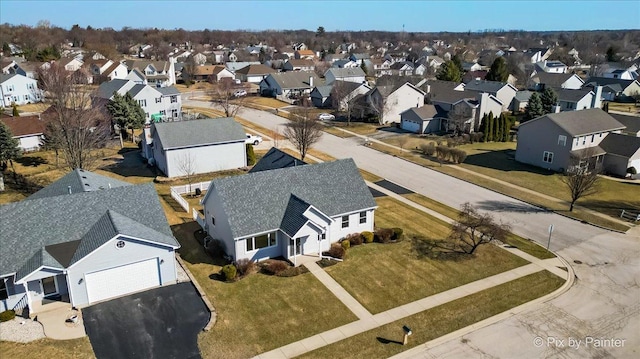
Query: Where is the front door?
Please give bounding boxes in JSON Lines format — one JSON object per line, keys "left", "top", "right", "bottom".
{"left": 289, "top": 238, "right": 302, "bottom": 257}
{"left": 41, "top": 277, "right": 57, "bottom": 297}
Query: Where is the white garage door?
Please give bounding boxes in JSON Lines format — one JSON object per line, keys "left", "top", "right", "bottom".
{"left": 85, "top": 258, "right": 160, "bottom": 304}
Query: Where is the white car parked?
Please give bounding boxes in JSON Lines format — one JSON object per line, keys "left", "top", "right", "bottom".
{"left": 234, "top": 89, "right": 247, "bottom": 97}
{"left": 245, "top": 133, "right": 262, "bottom": 145}
{"left": 317, "top": 113, "right": 335, "bottom": 121}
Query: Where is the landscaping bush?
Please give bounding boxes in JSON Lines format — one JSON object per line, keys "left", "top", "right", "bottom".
{"left": 392, "top": 227, "right": 404, "bottom": 241}
{"left": 375, "top": 228, "right": 394, "bottom": 243}
{"left": 221, "top": 264, "right": 237, "bottom": 281}
{"left": 234, "top": 258, "right": 257, "bottom": 277}
{"left": 361, "top": 231, "right": 374, "bottom": 243}
{"left": 277, "top": 266, "right": 309, "bottom": 277}
{"left": 246, "top": 144, "right": 256, "bottom": 166}
{"left": 328, "top": 242, "right": 346, "bottom": 259}
{"left": 261, "top": 260, "right": 290, "bottom": 275}
{"left": 420, "top": 143, "right": 436, "bottom": 156}
{"left": 346, "top": 232, "right": 363, "bottom": 246}
{"left": 317, "top": 258, "right": 339, "bottom": 268}
{"left": 341, "top": 240, "right": 351, "bottom": 250}
{"left": 627, "top": 167, "right": 637, "bottom": 176}
{"left": 0, "top": 310, "right": 15, "bottom": 322}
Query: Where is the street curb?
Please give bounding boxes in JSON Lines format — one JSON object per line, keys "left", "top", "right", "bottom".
{"left": 175, "top": 254, "right": 217, "bottom": 331}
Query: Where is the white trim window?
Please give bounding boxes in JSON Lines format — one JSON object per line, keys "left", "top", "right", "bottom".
{"left": 543, "top": 151, "right": 554, "bottom": 164}
{"left": 138, "top": 99, "right": 147, "bottom": 107}
{"left": 40, "top": 276, "right": 58, "bottom": 297}
{"left": 0, "top": 278, "right": 8, "bottom": 300}
{"left": 246, "top": 232, "right": 277, "bottom": 252}
{"left": 558, "top": 135, "right": 567, "bottom": 146}
{"left": 155, "top": 97, "right": 162, "bottom": 103}
{"left": 170, "top": 95, "right": 177, "bottom": 103}
{"left": 341, "top": 215, "right": 349, "bottom": 228}
{"left": 359, "top": 211, "right": 367, "bottom": 224}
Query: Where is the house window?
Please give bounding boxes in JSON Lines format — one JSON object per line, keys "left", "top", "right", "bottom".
{"left": 342, "top": 215, "right": 349, "bottom": 228}
{"left": 591, "top": 134, "right": 595, "bottom": 142}
{"left": 27, "top": 83, "right": 34, "bottom": 90}
{"left": 41, "top": 277, "right": 57, "bottom": 296}
{"left": 171, "top": 95, "right": 177, "bottom": 103}
{"left": 582, "top": 137, "right": 586, "bottom": 145}
{"left": 6, "top": 85, "right": 14, "bottom": 92}
{"left": 160, "top": 110, "right": 166, "bottom": 115}
{"left": 172, "top": 109, "right": 178, "bottom": 117}
{"left": 0, "top": 278, "right": 7, "bottom": 300}
{"left": 246, "top": 232, "right": 277, "bottom": 252}
{"left": 211, "top": 217, "right": 215, "bottom": 226}
{"left": 543, "top": 151, "right": 554, "bottom": 163}
{"left": 138, "top": 99, "right": 147, "bottom": 107}
{"left": 155, "top": 97, "right": 162, "bottom": 103}
{"left": 558, "top": 135, "right": 566, "bottom": 146}
{"left": 359, "top": 211, "right": 367, "bottom": 224}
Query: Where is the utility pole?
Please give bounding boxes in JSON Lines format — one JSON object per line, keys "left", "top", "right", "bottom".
{"left": 547, "top": 224, "right": 554, "bottom": 250}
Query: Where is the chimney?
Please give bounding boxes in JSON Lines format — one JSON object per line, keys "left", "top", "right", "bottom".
{"left": 67, "top": 186, "right": 72, "bottom": 194}
{"left": 592, "top": 86, "right": 603, "bottom": 109}
{"left": 309, "top": 76, "right": 313, "bottom": 88}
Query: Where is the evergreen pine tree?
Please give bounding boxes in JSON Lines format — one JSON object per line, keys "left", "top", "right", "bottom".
{"left": 436, "top": 60, "right": 462, "bottom": 82}
{"left": 486, "top": 57, "right": 509, "bottom": 82}
{"left": 503, "top": 116, "right": 511, "bottom": 142}
{"left": 541, "top": 88, "right": 558, "bottom": 114}
{"left": 12, "top": 104, "right": 19, "bottom": 117}
{"left": 246, "top": 144, "right": 256, "bottom": 165}
{"left": 0, "top": 121, "right": 21, "bottom": 179}
{"left": 524, "top": 92, "right": 544, "bottom": 121}
{"left": 486, "top": 112, "right": 494, "bottom": 142}
{"left": 495, "top": 114, "right": 503, "bottom": 142}
{"left": 478, "top": 113, "right": 487, "bottom": 141}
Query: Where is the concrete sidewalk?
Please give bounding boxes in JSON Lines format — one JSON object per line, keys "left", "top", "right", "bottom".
{"left": 254, "top": 263, "right": 547, "bottom": 359}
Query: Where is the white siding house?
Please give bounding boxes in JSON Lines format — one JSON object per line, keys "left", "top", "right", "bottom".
{"left": 96, "top": 79, "right": 182, "bottom": 122}
{"left": 0, "top": 114, "right": 45, "bottom": 152}
{"left": 149, "top": 117, "right": 247, "bottom": 178}
{"left": 0, "top": 74, "right": 42, "bottom": 107}
{"left": 201, "top": 158, "right": 376, "bottom": 263}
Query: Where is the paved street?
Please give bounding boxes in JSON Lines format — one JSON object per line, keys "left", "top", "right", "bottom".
{"left": 184, "top": 100, "right": 640, "bottom": 357}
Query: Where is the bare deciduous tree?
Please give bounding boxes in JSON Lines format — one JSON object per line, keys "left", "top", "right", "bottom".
{"left": 330, "top": 80, "right": 357, "bottom": 126}
{"left": 38, "top": 64, "right": 111, "bottom": 170}
{"left": 370, "top": 91, "right": 390, "bottom": 126}
{"left": 283, "top": 105, "right": 323, "bottom": 161}
{"left": 177, "top": 152, "right": 197, "bottom": 195}
{"left": 207, "top": 78, "right": 246, "bottom": 118}
{"left": 396, "top": 135, "right": 409, "bottom": 153}
{"left": 447, "top": 202, "right": 510, "bottom": 254}
{"left": 561, "top": 151, "right": 601, "bottom": 212}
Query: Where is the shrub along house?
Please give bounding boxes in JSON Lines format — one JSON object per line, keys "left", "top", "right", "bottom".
{"left": 201, "top": 158, "right": 376, "bottom": 264}
{"left": 0, "top": 170, "right": 180, "bottom": 316}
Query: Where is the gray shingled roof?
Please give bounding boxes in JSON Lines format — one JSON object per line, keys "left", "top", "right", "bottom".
{"left": 464, "top": 80, "right": 513, "bottom": 93}
{"left": 584, "top": 77, "right": 638, "bottom": 89}
{"left": 400, "top": 105, "right": 442, "bottom": 121}
{"left": 313, "top": 85, "right": 333, "bottom": 97}
{"left": 610, "top": 113, "right": 640, "bottom": 134}
{"left": 28, "top": 169, "right": 130, "bottom": 200}
{"left": 267, "top": 71, "right": 323, "bottom": 90}
{"left": 209, "top": 159, "right": 376, "bottom": 239}
{"left": 1, "top": 180, "right": 178, "bottom": 278}
{"left": 96, "top": 79, "right": 130, "bottom": 99}
{"left": 325, "top": 67, "right": 366, "bottom": 79}
{"left": 153, "top": 117, "right": 246, "bottom": 150}
{"left": 157, "top": 86, "right": 180, "bottom": 96}
{"left": 533, "top": 73, "right": 581, "bottom": 87}
{"left": 599, "top": 133, "right": 640, "bottom": 157}
{"left": 527, "top": 108, "right": 626, "bottom": 136}
{"left": 554, "top": 88, "right": 593, "bottom": 102}
{"left": 280, "top": 195, "right": 312, "bottom": 237}
{"left": 0, "top": 73, "right": 17, "bottom": 83}
{"left": 128, "top": 84, "right": 148, "bottom": 98}
{"left": 249, "top": 147, "right": 306, "bottom": 173}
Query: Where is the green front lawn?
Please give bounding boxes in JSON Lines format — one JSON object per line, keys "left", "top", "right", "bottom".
{"left": 171, "top": 223, "right": 358, "bottom": 359}
{"left": 326, "top": 197, "right": 529, "bottom": 314}
{"left": 0, "top": 338, "right": 95, "bottom": 359}
{"left": 299, "top": 270, "right": 565, "bottom": 359}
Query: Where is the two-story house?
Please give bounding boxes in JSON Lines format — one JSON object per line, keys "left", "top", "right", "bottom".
{"left": 515, "top": 109, "right": 626, "bottom": 173}
{"left": 463, "top": 80, "right": 517, "bottom": 112}
{"left": 0, "top": 73, "right": 42, "bottom": 106}
{"left": 324, "top": 67, "right": 366, "bottom": 85}
{"left": 95, "top": 79, "right": 182, "bottom": 122}
{"left": 123, "top": 59, "right": 176, "bottom": 87}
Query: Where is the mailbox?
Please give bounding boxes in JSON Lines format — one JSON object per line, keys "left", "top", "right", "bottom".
{"left": 402, "top": 325, "right": 412, "bottom": 335}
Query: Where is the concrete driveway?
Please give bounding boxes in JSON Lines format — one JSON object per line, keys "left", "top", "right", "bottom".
{"left": 182, "top": 100, "right": 640, "bottom": 357}
{"left": 83, "top": 282, "right": 210, "bottom": 359}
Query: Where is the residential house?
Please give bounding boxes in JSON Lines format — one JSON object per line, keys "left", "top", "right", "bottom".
{"left": 211, "top": 51, "right": 226, "bottom": 64}
{"left": 283, "top": 59, "right": 315, "bottom": 72}
{"left": 87, "top": 59, "right": 128, "bottom": 84}
{"left": 235, "top": 64, "right": 276, "bottom": 83}
{"left": 371, "top": 58, "right": 392, "bottom": 77}
{"left": 448, "top": 92, "right": 504, "bottom": 133}
{"left": 324, "top": 67, "right": 366, "bottom": 85}
{"left": 462, "top": 70, "right": 488, "bottom": 83}
{"left": 583, "top": 77, "right": 640, "bottom": 101}
{"left": 400, "top": 105, "right": 447, "bottom": 134}
{"left": 390, "top": 62, "right": 415, "bottom": 76}
{"left": 515, "top": 109, "right": 626, "bottom": 173}
{"left": 610, "top": 113, "right": 640, "bottom": 137}
{"left": 0, "top": 113, "right": 45, "bottom": 151}
{"left": 331, "top": 60, "right": 360, "bottom": 69}
{"left": 512, "top": 90, "right": 533, "bottom": 112}
{"left": 524, "top": 48, "right": 553, "bottom": 63}
{"left": 463, "top": 62, "right": 483, "bottom": 72}
{"left": 426, "top": 55, "right": 444, "bottom": 70}
{"left": 292, "top": 43, "right": 307, "bottom": 51}
{"left": 599, "top": 133, "right": 640, "bottom": 176}
{"left": 249, "top": 147, "right": 306, "bottom": 173}
{"left": 8, "top": 61, "right": 48, "bottom": 79}
{"left": 123, "top": 59, "right": 176, "bottom": 87}
{"left": 95, "top": 79, "right": 182, "bottom": 122}
{"left": 463, "top": 80, "right": 517, "bottom": 112}
{"left": 225, "top": 61, "right": 260, "bottom": 73}
{"left": 353, "top": 82, "right": 426, "bottom": 124}
{"left": 603, "top": 69, "right": 637, "bottom": 80}
{"left": 311, "top": 81, "right": 371, "bottom": 110}
{"left": 0, "top": 74, "right": 42, "bottom": 107}
{"left": 200, "top": 159, "right": 376, "bottom": 263}
{"left": 310, "top": 85, "right": 333, "bottom": 108}
{"left": 259, "top": 71, "right": 322, "bottom": 103}
{"left": 529, "top": 72, "right": 584, "bottom": 91}
{"left": 146, "top": 117, "right": 246, "bottom": 178}
{"left": 0, "top": 170, "right": 180, "bottom": 315}
{"left": 555, "top": 87, "right": 602, "bottom": 112}
{"left": 183, "top": 65, "right": 234, "bottom": 83}
{"left": 294, "top": 50, "right": 316, "bottom": 60}
{"left": 55, "top": 57, "right": 84, "bottom": 72}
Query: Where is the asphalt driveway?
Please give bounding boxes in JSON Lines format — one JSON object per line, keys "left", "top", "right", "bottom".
{"left": 83, "top": 282, "right": 210, "bottom": 359}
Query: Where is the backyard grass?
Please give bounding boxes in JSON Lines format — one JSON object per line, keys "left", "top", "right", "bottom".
{"left": 323, "top": 126, "right": 355, "bottom": 138}
{"left": 298, "top": 270, "right": 565, "bottom": 359}
{"left": 326, "top": 196, "right": 529, "bottom": 314}
{"left": 243, "top": 96, "right": 290, "bottom": 109}
{"left": 170, "top": 223, "right": 358, "bottom": 359}
{"left": 0, "top": 337, "right": 95, "bottom": 359}
{"left": 402, "top": 193, "right": 461, "bottom": 220}
{"left": 15, "top": 102, "right": 49, "bottom": 113}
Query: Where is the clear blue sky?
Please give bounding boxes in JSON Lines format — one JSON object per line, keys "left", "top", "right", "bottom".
{"left": 1, "top": 0, "right": 638, "bottom": 32}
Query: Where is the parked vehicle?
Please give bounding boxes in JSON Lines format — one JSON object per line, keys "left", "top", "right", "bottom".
{"left": 245, "top": 133, "right": 262, "bottom": 145}
{"left": 234, "top": 89, "right": 247, "bottom": 97}
{"left": 317, "top": 113, "right": 335, "bottom": 121}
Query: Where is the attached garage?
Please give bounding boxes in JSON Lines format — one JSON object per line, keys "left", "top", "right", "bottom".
{"left": 85, "top": 258, "right": 161, "bottom": 304}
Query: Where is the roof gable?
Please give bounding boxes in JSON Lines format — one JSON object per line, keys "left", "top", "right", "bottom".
{"left": 249, "top": 147, "right": 307, "bottom": 173}
{"left": 521, "top": 108, "right": 626, "bottom": 136}
{"left": 153, "top": 117, "right": 246, "bottom": 149}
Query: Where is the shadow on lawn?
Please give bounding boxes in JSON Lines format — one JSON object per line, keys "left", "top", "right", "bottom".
{"left": 376, "top": 337, "right": 403, "bottom": 345}
{"left": 102, "top": 149, "right": 157, "bottom": 179}
{"left": 464, "top": 149, "right": 556, "bottom": 175}
{"left": 15, "top": 156, "right": 48, "bottom": 167}
{"left": 474, "top": 200, "right": 547, "bottom": 213}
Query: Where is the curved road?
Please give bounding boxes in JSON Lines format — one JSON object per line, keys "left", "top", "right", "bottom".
{"left": 185, "top": 100, "right": 640, "bottom": 357}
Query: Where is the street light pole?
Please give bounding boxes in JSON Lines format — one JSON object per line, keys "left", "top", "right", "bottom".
{"left": 547, "top": 224, "right": 554, "bottom": 250}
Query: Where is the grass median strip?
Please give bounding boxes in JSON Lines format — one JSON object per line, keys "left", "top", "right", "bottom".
{"left": 0, "top": 338, "right": 95, "bottom": 359}
{"left": 298, "top": 270, "right": 565, "bottom": 359}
